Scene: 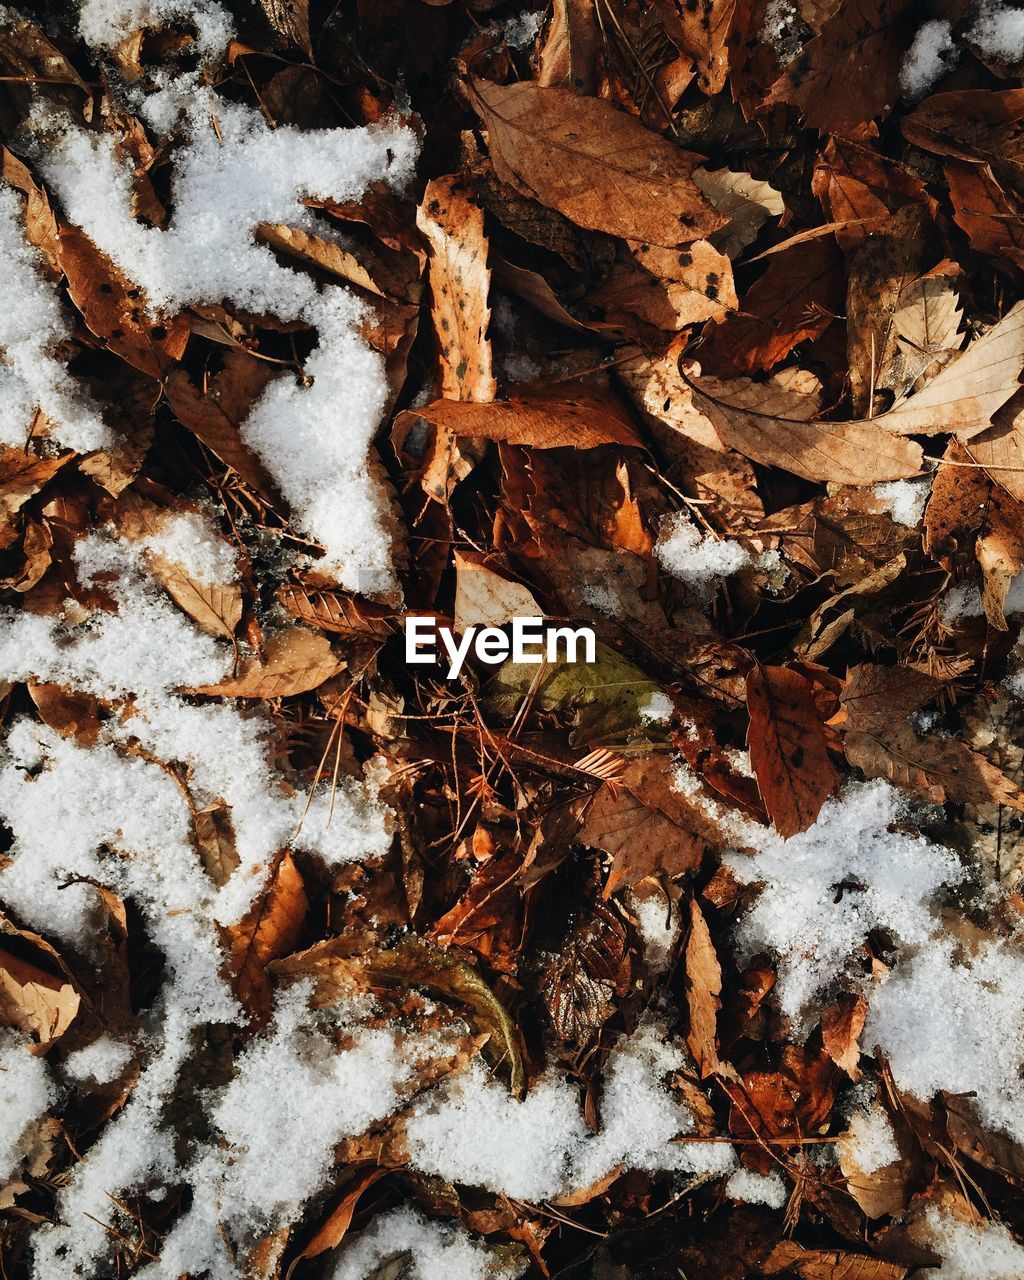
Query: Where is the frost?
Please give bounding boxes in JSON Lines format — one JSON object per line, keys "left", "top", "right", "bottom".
{"left": 502, "top": 8, "right": 545, "bottom": 50}
{"left": 866, "top": 939, "right": 1024, "bottom": 1148}
{"left": 331, "top": 1206, "right": 526, "bottom": 1280}
{"left": 42, "top": 98, "right": 418, "bottom": 592}
{"left": 900, "top": 19, "right": 958, "bottom": 98}
{"left": 841, "top": 1100, "right": 899, "bottom": 1174}
{"left": 656, "top": 514, "right": 750, "bottom": 589}
{"left": 969, "top": 3, "right": 1024, "bottom": 62}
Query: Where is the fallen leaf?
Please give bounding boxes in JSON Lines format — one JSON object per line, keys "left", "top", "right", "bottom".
{"left": 766, "top": 0, "right": 916, "bottom": 135}
{"left": 669, "top": 0, "right": 735, "bottom": 96}
{"left": 288, "top": 1167, "right": 391, "bottom": 1270}
{"left": 397, "top": 382, "right": 643, "bottom": 451}
{"left": 820, "top": 992, "right": 867, "bottom": 1080}
{"left": 454, "top": 550, "right": 543, "bottom": 630}
{"left": 148, "top": 553, "right": 243, "bottom": 640}
{"left": 746, "top": 665, "right": 838, "bottom": 838}
{"left": 762, "top": 1240, "right": 907, "bottom": 1279}
{"left": 277, "top": 584, "right": 398, "bottom": 640}
{"left": 258, "top": 0, "right": 311, "bottom": 54}
{"left": 692, "top": 166, "right": 785, "bottom": 260}
{"left": 535, "top": 0, "right": 601, "bottom": 94}
{"left": 685, "top": 899, "right": 723, "bottom": 1078}
{"left": 191, "top": 627, "right": 342, "bottom": 698}
{"left": 224, "top": 852, "right": 308, "bottom": 1021}
{"left": 468, "top": 79, "right": 726, "bottom": 247}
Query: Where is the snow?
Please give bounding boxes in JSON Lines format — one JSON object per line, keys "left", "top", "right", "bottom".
{"left": 630, "top": 890, "right": 680, "bottom": 972}
{"left": 639, "top": 690, "right": 674, "bottom": 724}
{"left": 725, "top": 1167, "right": 787, "bottom": 1209}
{"left": 502, "top": 8, "right": 545, "bottom": 50}
{"left": 900, "top": 19, "right": 958, "bottom": 98}
{"left": 724, "top": 781, "right": 964, "bottom": 1020}
{"left": 656, "top": 515, "right": 750, "bottom": 589}
{"left": 78, "top": 0, "right": 235, "bottom": 59}
{"left": 0, "top": 183, "right": 111, "bottom": 454}
{"left": 42, "top": 97, "right": 418, "bottom": 593}
{"left": 872, "top": 478, "right": 930, "bottom": 527}
{"left": 866, "top": 938, "right": 1024, "bottom": 1148}
{"left": 406, "top": 1023, "right": 734, "bottom": 1200}
{"left": 841, "top": 1099, "right": 899, "bottom": 1174}
{"left": 941, "top": 571, "right": 1024, "bottom": 624}
{"left": 970, "top": 3, "right": 1024, "bottom": 62}
{"left": 63, "top": 1035, "right": 134, "bottom": 1085}
{"left": 0, "top": 1033, "right": 53, "bottom": 1183}
{"left": 922, "top": 1206, "right": 1024, "bottom": 1279}
{"left": 141, "top": 510, "right": 238, "bottom": 586}
{"left": 331, "top": 1206, "right": 526, "bottom": 1280}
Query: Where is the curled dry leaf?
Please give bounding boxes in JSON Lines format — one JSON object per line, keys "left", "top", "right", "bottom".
{"left": 0, "top": 915, "right": 80, "bottom": 1049}
{"left": 468, "top": 79, "right": 726, "bottom": 247}
{"left": 277, "top": 583, "right": 398, "bottom": 640}
{"left": 191, "top": 627, "right": 343, "bottom": 699}
{"left": 820, "top": 992, "right": 867, "bottom": 1081}
{"left": 693, "top": 166, "right": 785, "bottom": 260}
{"left": 762, "top": 1241, "right": 907, "bottom": 1280}
{"left": 685, "top": 898, "right": 724, "bottom": 1078}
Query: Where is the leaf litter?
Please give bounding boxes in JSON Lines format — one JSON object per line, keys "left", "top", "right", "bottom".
{"left": 2, "top": 2, "right": 1024, "bottom": 1279}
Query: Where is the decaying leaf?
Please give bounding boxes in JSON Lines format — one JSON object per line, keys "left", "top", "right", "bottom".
{"left": 191, "top": 628, "right": 343, "bottom": 698}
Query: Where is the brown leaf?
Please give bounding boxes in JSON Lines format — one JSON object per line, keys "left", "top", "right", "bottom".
{"left": 685, "top": 899, "right": 723, "bottom": 1078}
{"left": 745, "top": 665, "right": 839, "bottom": 838}
{"left": 840, "top": 664, "right": 1024, "bottom": 810}
{"left": 468, "top": 79, "right": 726, "bottom": 247}
{"left": 255, "top": 223, "right": 387, "bottom": 297}
{"left": 581, "top": 755, "right": 715, "bottom": 891}
{"left": 699, "top": 238, "right": 844, "bottom": 375}
{"left": 535, "top": 0, "right": 601, "bottom": 94}
{"left": 289, "top": 1167, "right": 390, "bottom": 1269}
{"left": 0, "top": 14, "right": 89, "bottom": 94}
{"left": 0, "top": 936, "right": 79, "bottom": 1044}
{"left": 820, "top": 992, "right": 867, "bottom": 1081}
{"left": 684, "top": 371, "right": 925, "bottom": 485}
{"left": 56, "top": 224, "right": 189, "bottom": 379}
{"left": 762, "top": 1241, "right": 907, "bottom": 1279}
{"left": 588, "top": 239, "right": 737, "bottom": 330}
{"left": 258, "top": 0, "right": 311, "bottom": 54}
{"left": 766, "top": 0, "right": 915, "bottom": 135}
{"left": 147, "top": 554, "right": 242, "bottom": 640}
{"left": 692, "top": 166, "right": 785, "bottom": 260}
{"left": 165, "top": 352, "right": 280, "bottom": 499}
{"left": 542, "top": 900, "right": 632, "bottom": 1051}
{"left": 417, "top": 175, "right": 496, "bottom": 402}
{"left": 277, "top": 584, "right": 398, "bottom": 640}
{"left": 191, "top": 628, "right": 342, "bottom": 699}
{"left": 902, "top": 88, "right": 1024, "bottom": 186}
{"left": 396, "top": 381, "right": 643, "bottom": 451}
{"left": 943, "top": 160, "right": 1024, "bottom": 269}
{"left": 195, "top": 802, "right": 241, "bottom": 888}
{"left": 28, "top": 682, "right": 102, "bottom": 747}
{"left": 845, "top": 205, "right": 928, "bottom": 415}
{"left": 670, "top": 0, "right": 735, "bottom": 95}
{"left": 224, "top": 852, "right": 308, "bottom": 1022}
{"left": 454, "top": 550, "right": 543, "bottom": 631}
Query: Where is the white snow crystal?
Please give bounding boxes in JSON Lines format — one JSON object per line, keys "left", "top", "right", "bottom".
{"left": 78, "top": 0, "right": 235, "bottom": 59}
{"left": 725, "top": 1167, "right": 787, "bottom": 1209}
{"left": 872, "top": 478, "right": 931, "bottom": 528}
{"left": 141, "top": 510, "right": 238, "bottom": 586}
{"left": 866, "top": 938, "right": 1024, "bottom": 1148}
{"left": 656, "top": 515, "right": 750, "bottom": 590}
{"left": 970, "top": 3, "right": 1024, "bottom": 63}
{"left": 0, "top": 1033, "right": 53, "bottom": 1183}
{"left": 331, "top": 1206, "right": 525, "bottom": 1280}
{"left": 406, "top": 1023, "right": 733, "bottom": 1200}
{"left": 900, "top": 19, "right": 958, "bottom": 98}
{"left": 639, "top": 690, "right": 674, "bottom": 724}
{"left": 630, "top": 891, "right": 680, "bottom": 973}
{"left": 922, "top": 1206, "right": 1024, "bottom": 1279}
{"left": 0, "top": 183, "right": 111, "bottom": 454}
{"left": 841, "top": 1100, "right": 899, "bottom": 1174}
{"left": 724, "top": 781, "right": 964, "bottom": 1020}
{"left": 63, "top": 1035, "right": 134, "bottom": 1085}
{"left": 43, "top": 97, "right": 418, "bottom": 592}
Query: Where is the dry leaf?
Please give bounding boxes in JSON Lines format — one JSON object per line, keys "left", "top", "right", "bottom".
{"left": 277, "top": 584, "right": 398, "bottom": 640}
{"left": 454, "top": 550, "right": 543, "bottom": 630}
{"left": 224, "top": 852, "right": 308, "bottom": 1021}
{"left": 685, "top": 899, "right": 723, "bottom": 1078}
{"left": 469, "top": 79, "right": 726, "bottom": 247}
{"left": 191, "top": 628, "right": 342, "bottom": 698}
{"left": 820, "top": 992, "right": 867, "bottom": 1081}
{"left": 693, "top": 166, "right": 785, "bottom": 260}
{"left": 762, "top": 1241, "right": 907, "bottom": 1279}
{"left": 746, "top": 665, "right": 838, "bottom": 838}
